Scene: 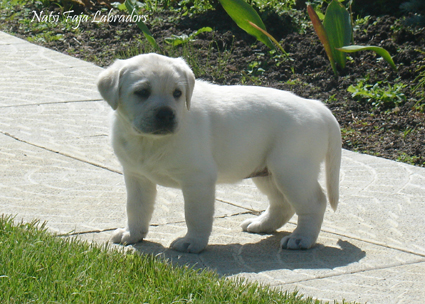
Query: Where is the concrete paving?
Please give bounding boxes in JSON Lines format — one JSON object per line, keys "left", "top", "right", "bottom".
{"left": 1, "top": 31, "right": 424, "bottom": 303}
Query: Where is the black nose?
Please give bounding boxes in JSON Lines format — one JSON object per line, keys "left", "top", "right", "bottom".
{"left": 155, "top": 107, "right": 175, "bottom": 123}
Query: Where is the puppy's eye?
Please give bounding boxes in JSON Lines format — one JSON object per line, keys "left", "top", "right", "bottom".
{"left": 135, "top": 88, "right": 150, "bottom": 99}
{"left": 173, "top": 89, "right": 182, "bottom": 99}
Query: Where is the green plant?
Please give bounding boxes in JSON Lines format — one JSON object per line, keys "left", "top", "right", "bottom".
{"left": 36, "top": 0, "right": 54, "bottom": 6}
{"left": 218, "top": 0, "right": 274, "bottom": 49}
{"left": 125, "top": 0, "right": 160, "bottom": 52}
{"left": 326, "top": 93, "right": 338, "bottom": 103}
{"left": 218, "top": 0, "right": 288, "bottom": 55}
{"left": 241, "top": 59, "right": 265, "bottom": 85}
{"left": 270, "top": 49, "right": 293, "bottom": 67}
{"left": 165, "top": 27, "right": 212, "bottom": 46}
{"left": 397, "top": 152, "right": 424, "bottom": 166}
{"left": 414, "top": 66, "right": 425, "bottom": 90}
{"left": 340, "top": 126, "right": 361, "bottom": 148}
{"left": 353, "top": 15, "right": 371, "bottom": 32}
{"left": 26, "top": 31, "right": 64, "bottom": 43}
{"left": 253, "top": 0, "right": 296, "bottom": 11}
{"left": 347, "top": 78, "right": 407, "bottom": 111}
{"left": 1, "top": 0, "right": 27, "bottom": 5}
{"left": 413, "top": 62, "right": 425, "bottom": 111}
{"left": 176, "top": 0, "right": 217, "bottom": 16}
{"left": 307, "top": 0, "right": 396, "bottom": 77}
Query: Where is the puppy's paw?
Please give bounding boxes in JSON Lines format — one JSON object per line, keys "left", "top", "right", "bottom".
{"left": 241, "top": 217, "right": 276, "bottom": 234}
{"left": 280, "top": 234, "right": 315, "bottom": 250}
{"left": 170, "top": 236, "right": 208, "bottom": 253}
{"left": 110, "top": 228, "right": 146, "bottom": 245}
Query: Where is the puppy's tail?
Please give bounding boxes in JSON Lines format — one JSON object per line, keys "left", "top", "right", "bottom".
{"left": 326, "top": 117, "right": 342, "bottom": 211}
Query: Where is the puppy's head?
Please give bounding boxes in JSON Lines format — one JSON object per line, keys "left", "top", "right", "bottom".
{"left": 97, "top": 53, "right": 195, "bottom": 136}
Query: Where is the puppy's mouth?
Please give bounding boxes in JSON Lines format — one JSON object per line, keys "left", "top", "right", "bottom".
{"left": 131, "top": 123, "right": 177, "bottom": 136}
{"left": 152, "top": 125, "right": 176, "bottom": 135}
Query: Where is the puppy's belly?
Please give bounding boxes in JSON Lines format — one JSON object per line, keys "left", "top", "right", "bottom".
{"left": 216, "top": 164, "right": 269, "bottom": 184}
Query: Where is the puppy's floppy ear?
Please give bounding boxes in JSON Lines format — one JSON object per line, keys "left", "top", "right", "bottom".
{"left": 97, "top": 60, "right": 125, "bottom": 110}
{"left": 176, "top": 57, "right": 195, "bottom": 110}
{"left": 184, "top": 68, "right": 195, "bottom": 110}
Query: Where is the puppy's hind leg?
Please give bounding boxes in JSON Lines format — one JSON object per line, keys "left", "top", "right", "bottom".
{"left": 272, "top": 162, "right": 327, "bottom": 250}
{"left": 241, "top": 176, "right": 295, "bottom": 234}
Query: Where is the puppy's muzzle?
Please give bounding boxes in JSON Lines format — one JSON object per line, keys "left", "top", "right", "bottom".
{"left": 153, "top": 106, "right": 176, "bottom": 134}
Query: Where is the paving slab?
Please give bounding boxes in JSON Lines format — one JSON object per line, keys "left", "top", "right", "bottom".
{"left": 1, "top": 31, "right": 425, "bottom": 303}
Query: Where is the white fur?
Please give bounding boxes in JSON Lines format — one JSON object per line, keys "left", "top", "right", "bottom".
{"left": 97, "top": 53, "right": 342, "bottom": 253}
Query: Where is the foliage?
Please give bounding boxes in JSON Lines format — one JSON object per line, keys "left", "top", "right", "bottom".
{"left": 247, "top": 21, "right": 288, "bottom": 55}
{"left": 413, "top": 65, "right": 425, "bottom": 111}
{"left": 347, "top": 77, "right": 407, "bottom": 111}
{"left": 125, "top": 0, "right": 160, "bottom": 52}
{"left": 336, "top": 45, "right": 396, "bottom": 71}
{"left": 0, "top": 215, "right": 320, "bottom": 303}
{"left": 252, "top": 0, "right": 296, "bottom": 12}
{"left": 218, "top": 0, "right": 275, "bottom": 50}
{"left": 307, "top": 4, "right": 338, "bottom": 76}
{"left": 322, "top": 0, "right": 352, "bottom": 69}
{"left": 165, "top": 26, "right": 212, "bottom": 46}
{"left": 308, "top": 0, "right": 396, "bottom": 77}
{"left": 414, "top": 67, "right": 425, "bottom": 96}
{"left": 176, "top": 0, "right": 217, "bottom": 16}
{"left": 397, "top": 152, "right": 423, "bottom": 166}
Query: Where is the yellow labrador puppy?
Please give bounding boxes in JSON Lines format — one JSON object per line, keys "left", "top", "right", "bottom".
{"left": 97, "top": 53, "right": 341, "bottom": 253}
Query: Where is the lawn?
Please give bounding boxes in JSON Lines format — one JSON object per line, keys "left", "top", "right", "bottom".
{"left": 0, "top": 215, "right": 325, "bottom": 303}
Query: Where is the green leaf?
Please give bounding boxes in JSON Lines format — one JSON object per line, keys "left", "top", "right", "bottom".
{"left": 248, "top": 22, "right": 288, "bottom": 55}
{"left": 218, "top": 0, "right": 275, "bottom": 50}
{"left": 336, "top": 45, "right": 397, "bottom": 71}
{"left": 315, "top": 9, "right": 325, "bottom": 21}
{"left": 307, "top": 5, "right": 338, "bottom": 77}
{"left": 164, "top": 35, "right": 188, "bottom": 46}
{"left": 125, "top": 0, "right": 160, "bottom": 52}
{"left": 322, "top": 0, "right": 352, "bottom": 69}
{"left": 193, "top": 27, "right": 213, "bottom": 36}
{"left": 164, "top": 27, "right": 212, "bottom": 47}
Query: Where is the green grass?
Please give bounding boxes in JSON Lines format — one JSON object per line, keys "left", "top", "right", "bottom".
{"left": 413, "top": 62, "right": 425, "bottom": 111}
{"left": 0, "top": 215, "right": 325, "bottom": 304}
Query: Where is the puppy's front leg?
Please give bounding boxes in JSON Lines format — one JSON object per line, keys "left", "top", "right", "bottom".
{"left": 171, "top": 179, "right": 215, "bottom": 253}
{"left": 111, "top": 171, "right": 156, "bottom": 245}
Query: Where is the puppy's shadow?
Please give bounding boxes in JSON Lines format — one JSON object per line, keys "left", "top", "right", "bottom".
{"left": 131, "top": 232, "right": 366, "bottom": 276}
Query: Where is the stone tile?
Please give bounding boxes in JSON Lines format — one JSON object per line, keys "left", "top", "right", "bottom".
{"left": 0, "top": 134, "right": 247, "bottom": 234}
{"left": 76, "top": 214, "right": 425, "bottom": 304}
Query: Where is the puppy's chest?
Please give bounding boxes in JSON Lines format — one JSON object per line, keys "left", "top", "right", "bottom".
{"left": 115, "top": 137, "right": 180, "bottom": 187}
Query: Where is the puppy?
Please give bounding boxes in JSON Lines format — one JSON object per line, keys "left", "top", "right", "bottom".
{"left": 97, "top": 53, "right": 341, "bottom": 253}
